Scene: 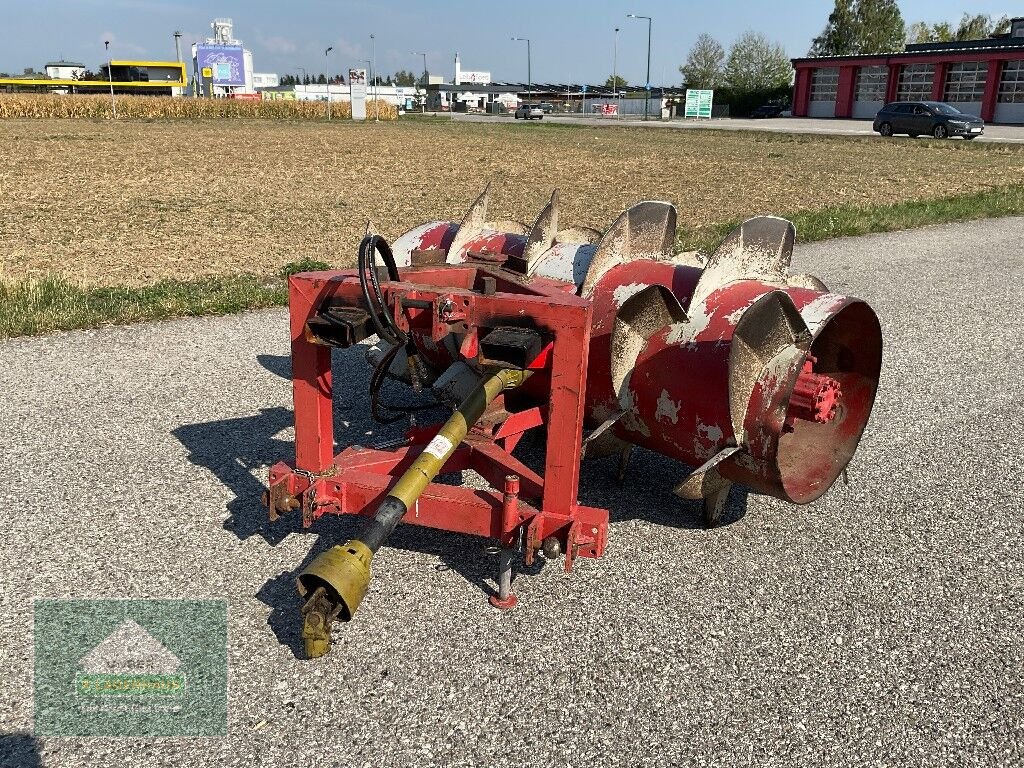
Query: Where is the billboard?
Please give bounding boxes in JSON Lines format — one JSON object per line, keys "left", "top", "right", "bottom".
{"left": 459, "top": 71, "right": 491, "bottom": 85}
{"left": 195, "top": 45, "right": 245, "bottom": 86}
{"left": 685, "top": 89, "right": 714, "bottom": 119}
{"left": 349, "top": 68, "right": 367, "bottom": 120}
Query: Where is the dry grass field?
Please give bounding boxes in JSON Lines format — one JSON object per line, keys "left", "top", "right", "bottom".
{"left": 2, "top": 117, "right": 1024, "bottom": 288}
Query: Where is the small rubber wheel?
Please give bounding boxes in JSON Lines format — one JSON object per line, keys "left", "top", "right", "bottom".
{"left": 933, "top": 124, "right": 948, "bottom": 139}
{"left": 879, "top": 122, "right": 893, "bottom": 137}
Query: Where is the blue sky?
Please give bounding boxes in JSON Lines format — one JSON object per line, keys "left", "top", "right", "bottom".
{"left": 3, "top": 0, "right": 1017, "bottom": 82}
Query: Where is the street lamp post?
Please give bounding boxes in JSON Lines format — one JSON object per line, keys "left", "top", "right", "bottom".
{"left": 613, "top": 27, "right": 620, "bottom": 118}
{"left": 627, "top": 14, "right": 652, "bottom": 120}
{"left": 511, "top": 37, "right": 531, "bottom": 103}
{"left": 295, "top": 66, "right": 307, "bottom": 85}
{"left": 325, "top": 47, "right": 333, "bottom": 120}
{"left": 370, "top": 34, "right": 378, "bottom": 121}
{"left": 104, "top": 41, "right": 116, "bottom": 118}
{"left": 412, "top": 52, "right": 427, "bottom": 113}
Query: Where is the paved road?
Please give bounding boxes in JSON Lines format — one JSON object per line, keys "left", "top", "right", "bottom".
{"left": 453, "top": 112, "right": 1024, "bottom": 143}
{"left": 2, "top": 219, "right": 1022, "bottom": 766}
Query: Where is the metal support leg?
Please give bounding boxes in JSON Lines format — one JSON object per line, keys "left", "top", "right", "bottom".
{"left": 489, "top": 548, "right": 518, "bottom": 610}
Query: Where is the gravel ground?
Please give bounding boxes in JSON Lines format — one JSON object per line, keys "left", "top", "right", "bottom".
{"left": 1, "top": 219, "right": 1022, "bottom": 766}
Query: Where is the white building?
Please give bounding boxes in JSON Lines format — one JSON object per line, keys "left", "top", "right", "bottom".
{"left": 44, "top": 60, "right": 85, "bottom": 80}
{"left": 252, "top": 72, "right": 279, "bottom": 89}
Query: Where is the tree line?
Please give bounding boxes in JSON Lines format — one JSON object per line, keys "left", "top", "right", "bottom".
{"left": 674, "top": 31, "right": 793, "bottom": 116}
{"left": 280, "top": 69, "right": 426, "bottom": 87}
{"left": 811, "top": 2, "right": 1013, "bottom": 56}
{"left": 669, "top": 4, "right": 1015, "bottom": 116}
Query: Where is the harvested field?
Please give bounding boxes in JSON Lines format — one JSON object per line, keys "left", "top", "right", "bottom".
{"left": 2, "top": 118, "right": 1023, "bottom": 287}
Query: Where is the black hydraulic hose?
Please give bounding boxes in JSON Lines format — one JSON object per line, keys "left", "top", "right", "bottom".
{"left": 358, "top": 234, "right": 438, "bottom": 424}
{"left": 358, "top": 234, "right": 403, "bottom": 346}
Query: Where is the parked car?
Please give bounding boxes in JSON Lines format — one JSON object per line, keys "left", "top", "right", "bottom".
{"left": 538, "top": 102, "right": 555, "bottom": 114}
{"left": 750, "top": 104, "right": 783, "bottom": 119}
{"left": 514, "top": 104, "right": 544, "bottom": 120}
{"left": 873, "top": 101, "right": 984, "bottom": 139}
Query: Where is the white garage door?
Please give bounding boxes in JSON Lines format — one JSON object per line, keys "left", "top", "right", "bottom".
{"left": 852, "top": 100, "right": 883, "bottom": 119}
{"left": 994, "top": 102, "right": 1024, "bottom": 123}
{"left": 808, "top": 101, "right": 835, "bottom": 118}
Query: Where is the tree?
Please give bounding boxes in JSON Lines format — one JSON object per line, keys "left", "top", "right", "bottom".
{"left": 604, "top": 74, "right": 628, "bottom": 88}
{"left": 679, "top": 33, "right": 725, "bottom": 88}
{"left": 906, "top": 21, "right": 952, "bottom": 43}
{"left": 316, "top": 73, "right": 327, "bottom": 84}
{"left": 856, "top": 0, "right": 905, "bottom": 54}
{"left": 724, "top": 31, "right": 792, "bottom": 93}
{"left": 810, "top": 0, "right": 859, "bottom": 56}
{"left": 393, "top": 69, "right": 417, "bottom": 86}
{"left": 907, "top": 13, "right": 1011, "bottom": 43}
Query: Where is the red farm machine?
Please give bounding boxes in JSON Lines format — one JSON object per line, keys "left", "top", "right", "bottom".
{"left": 264, "top": 186, "right": 882, "bottom": 658}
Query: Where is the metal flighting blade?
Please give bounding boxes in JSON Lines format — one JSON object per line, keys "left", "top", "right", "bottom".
{"left": 728, "top": 289, "right": 811, "bottom": 444}
{"left": 787, "top": 273, "right": 830, "bottom": 291}
{"left": 523, "top": 189, "right": 560, "bottom": 267}
{"left": 692, "top": 216, "right": 796, "bottom": 305}
{"left": 581, "top": 411, "right": 629, "bottom": 459}
{"left": 609, "top": 285, "right": 687, "bottom": 406}
{"left": 674, "top": 446, "right": 740, "bottom": 500}
{"left": 448, "top": 183, "right": 491, "bottom": 260}
{"left": 581, "top": 201, "right": 677, "bottom": 296}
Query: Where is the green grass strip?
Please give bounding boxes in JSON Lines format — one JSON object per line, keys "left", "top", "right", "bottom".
{"left": 680, "top": 183, "right": 1024, "bottom": 253}
{"left": 0, "top": 274, "right": 287, "bottom": 339}
{"left": 3, "top": 184, "right": 1023, "bottom": 339}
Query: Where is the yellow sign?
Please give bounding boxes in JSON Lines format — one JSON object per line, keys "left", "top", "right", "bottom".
{"left": 201, "top": 67, "right": 212, "bottom": 78}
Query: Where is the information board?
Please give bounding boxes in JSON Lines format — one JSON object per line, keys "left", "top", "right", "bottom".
{"left": 684, "top": 89, "right": 714, "bottom": 119}
{"left": 349, "top": 68, "right": 367, "bottom": 120}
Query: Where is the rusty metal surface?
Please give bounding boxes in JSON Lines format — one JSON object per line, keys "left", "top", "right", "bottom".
{"left": 270, "top": 186, "right": 883, "bottom": 634}
{"left": 691, "top": 216, "right": 796, "bottom": 306}
{"left": 580, "top": 201, "right": 677, "bottom": 296}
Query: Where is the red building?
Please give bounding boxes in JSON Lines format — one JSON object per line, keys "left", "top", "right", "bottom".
{"left": 791, "top": 17, "right": 1024, "bottom": 124}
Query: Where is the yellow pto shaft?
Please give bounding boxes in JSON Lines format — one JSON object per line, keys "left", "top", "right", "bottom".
{"left": 296, "top": 366, "right": 531, "bottom": 658}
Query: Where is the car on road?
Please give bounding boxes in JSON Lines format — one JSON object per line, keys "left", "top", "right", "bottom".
{"left": 750, "top": 104, "right": 784, "bottom": 118}
{"left": 873, "top": 101, "right": 984, "bottom": 139}
{"left": 538, "top": 102, "right": 555, "bottom": 114}
{"left": 514, "top": 104, "right": 544, "bottom": 120}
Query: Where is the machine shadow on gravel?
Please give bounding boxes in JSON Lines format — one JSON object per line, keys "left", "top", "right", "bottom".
{"left": 173, "top": 345, "right": 748, "bottom": 655}
{"left": 0, "top": 734, "right": 42, "bottom": 767}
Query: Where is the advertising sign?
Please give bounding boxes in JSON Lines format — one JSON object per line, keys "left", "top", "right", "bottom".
{"left": 349, "top": 68, "right": 367, "bottom": 120}
{"left": 685, "top": 89, "right": 714, "bottom": 119}
{"left": 459, "top": 70, "right": 491, "bottom": 85}
{"left": 195, "top": 45, "right": 245, "bottom": 86}
{"left": 599, "top": 103, "right": 618, "bottom": 116}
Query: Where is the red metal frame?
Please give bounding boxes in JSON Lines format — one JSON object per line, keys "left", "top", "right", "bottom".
{"left": 269, "top": 266, "right": 610, "bottom": 568}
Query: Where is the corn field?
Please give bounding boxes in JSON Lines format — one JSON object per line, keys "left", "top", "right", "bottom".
{"left": 0, "top": 93, "right": 399, "bottom": 120}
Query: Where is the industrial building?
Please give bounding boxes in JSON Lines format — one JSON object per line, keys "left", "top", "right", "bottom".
{"left": 791, "top": 16, "right": 1024, "bottom": 123}
{"left": 0, "top": 60, "right": 186, "bottom": 95}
